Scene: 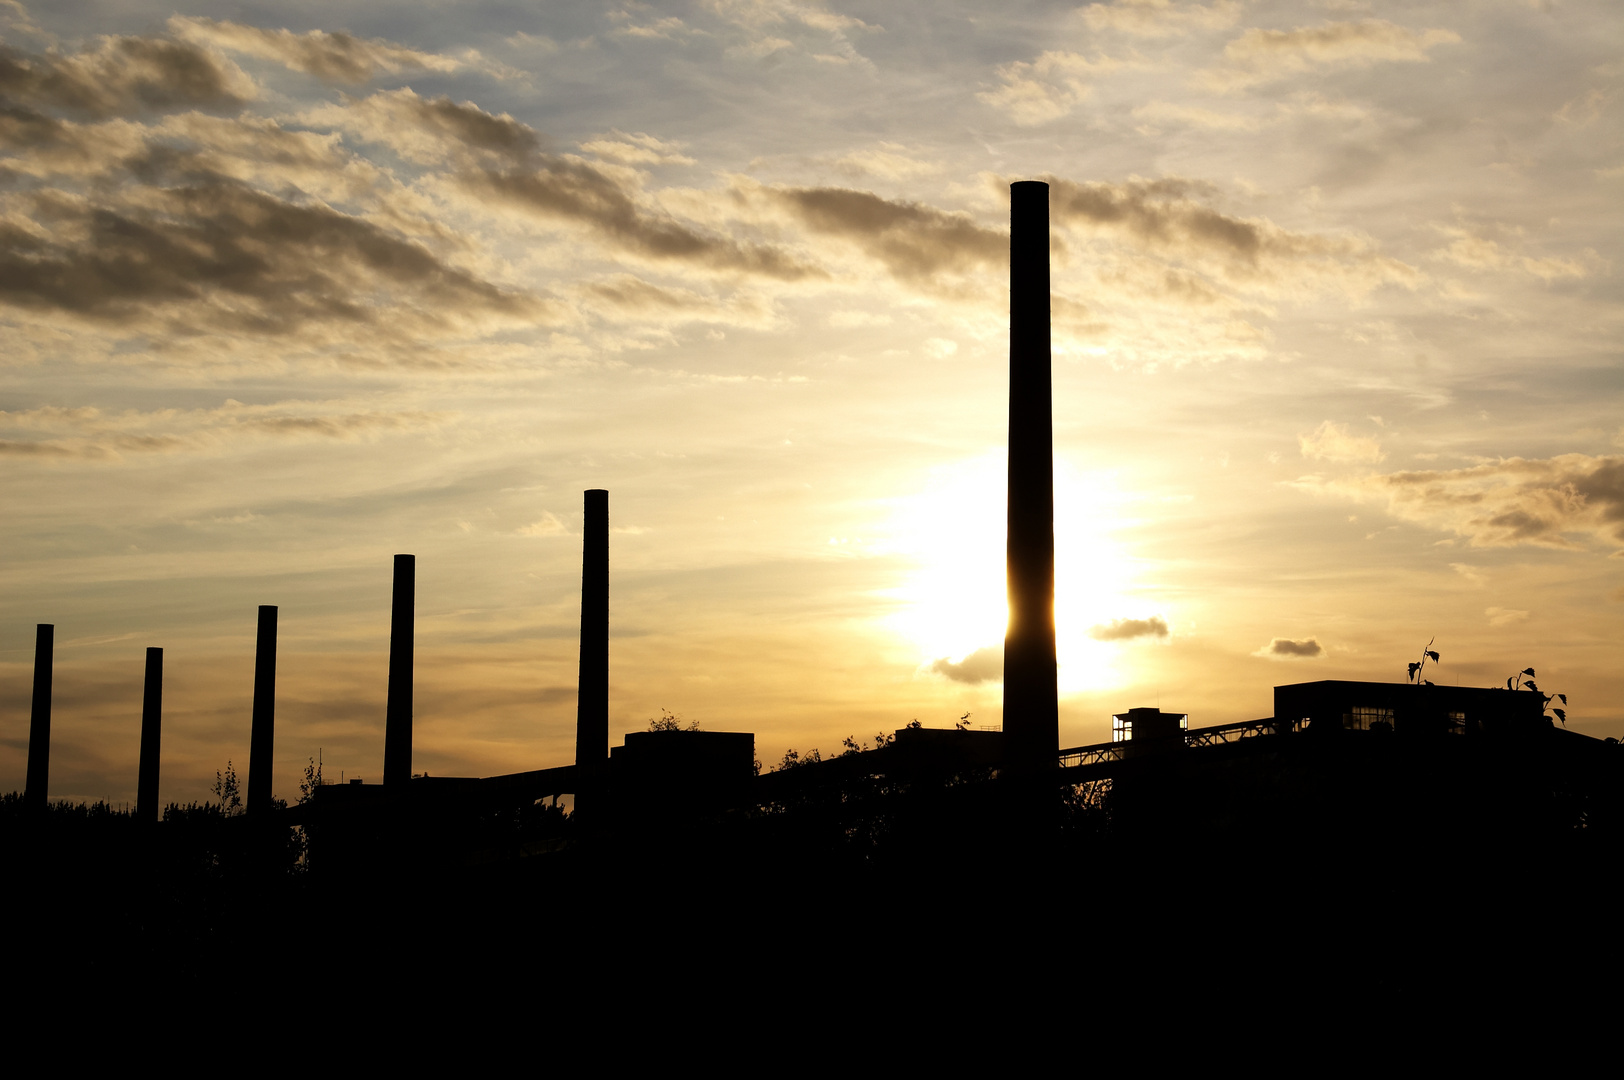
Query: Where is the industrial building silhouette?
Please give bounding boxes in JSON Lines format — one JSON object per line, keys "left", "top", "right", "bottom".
{"left": 6, "top": 183, "right": 1621, "bottom": 993}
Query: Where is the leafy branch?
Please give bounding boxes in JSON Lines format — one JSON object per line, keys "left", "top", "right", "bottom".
{"left": 1407, "top": 637, "right": 1440, "bottom": 685}
{"left": 1507, "top": 667, "right": 1568, "bottom": 726}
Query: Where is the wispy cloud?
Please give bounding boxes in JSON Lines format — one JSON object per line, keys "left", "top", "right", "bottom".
{"left": 0, "top": 31, "right": 255, "bottom": 117}
{"left": 1256, "top": 637, "right": 1323, "bottom": 658}
{"left": 928, "top": 645, "right": 1002, "bottom": 684}
{"left": 1088, "top": 616, "right": 1169, "bottom": 642}
{"left": 1300, "top": 421, "right": 1385, "bottom": 464}
{"left": 1080, "top": 0, "right": 1241, "bottom": 37}
{"left": 978, "top": 51, "right": 1125, "bottom": 126}
{"left": 1203, "top": 19, "right": 1461, "bottom": 91}
{"left": 170, "top": 16, "right": 466, "bottom": 84}
{"left": 1298, "top": 455, "right": 1624, "bottom": 550}
{"left": 0, "top": 401, "right": 448, "bottom": 461}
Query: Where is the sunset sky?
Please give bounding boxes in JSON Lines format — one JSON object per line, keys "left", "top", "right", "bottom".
{"left": 2, "top": 0, "right": 1620, "bottom": 807}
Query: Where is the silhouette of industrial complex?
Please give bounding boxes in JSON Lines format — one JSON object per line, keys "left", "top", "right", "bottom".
{"left": 6, "top": 183, "right": 1621, "bottom": 991}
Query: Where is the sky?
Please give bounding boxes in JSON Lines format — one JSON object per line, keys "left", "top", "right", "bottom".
{"left": 1, "top": 0, "right": 1620, "bottom": 807}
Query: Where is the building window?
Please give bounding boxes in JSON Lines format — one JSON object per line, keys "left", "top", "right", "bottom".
{"left": 1447, "top": 710, "right": 1466, "bottom": 735}
{"left": 1345, "top": 705, "right": 1394, "bottom": 731}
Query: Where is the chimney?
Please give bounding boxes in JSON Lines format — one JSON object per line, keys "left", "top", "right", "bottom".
{"left": 384, "top": 554, "right": 415, "bottom": 786}
{"left": 575, "top": 490, "right": 609, "bottom": 801}
{"left": 137, "top": 647, "right": 162, "bottom": 822}
{"left": 247, "top": 605, "right": 277, "bottom": 814}
{"left": 1002, "top": 181, "right": 1059, "bottom": 775}
{"left": 24, "top": 623, "right": 53, "bottom": 812}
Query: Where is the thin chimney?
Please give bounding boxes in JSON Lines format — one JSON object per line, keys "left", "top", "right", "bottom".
{"left": 247, "top": 605, "right": 277, "bottom": 814}
{"left": 384, "top": 554, "right": 415, "bottom": 786}
{"left": 1002, "top": 181, "right": 1059, "bottom": 775}
{"left": 575, "top": 490, "right": 609, "bottom": 799}
{"left": 24, "top": 623, "right": 53, "bottom": 812}
{"left": 137, "top": 647, "right": 162, "bottom": 822}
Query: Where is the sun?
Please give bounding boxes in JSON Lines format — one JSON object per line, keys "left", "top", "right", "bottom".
{"left": 881, "top": 451, "right": 1152, "bottom": 694}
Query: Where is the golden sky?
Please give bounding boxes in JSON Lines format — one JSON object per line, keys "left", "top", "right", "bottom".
{"left": 2, "top": 0, "right": 1620, "bottom": 805}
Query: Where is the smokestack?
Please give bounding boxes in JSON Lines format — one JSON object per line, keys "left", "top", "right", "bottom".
{"left": 575, "top": 490, "right": 609, "bottom": 799}
{"left": 384, "top": 554, "right": 415, "bottom": 786}
{"left": 247, "top": 605, "right": 277, "bottom": 814}
{"left": 1002, "top": 181, "right": 1058, "bottom": 775}
{"left": 24, "top": 623, "right": 53, "bottom": 812}
{"left": 138, "top": 647, "right": 162, "bottom": 822}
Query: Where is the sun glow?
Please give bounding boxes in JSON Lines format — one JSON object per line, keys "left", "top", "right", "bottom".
{"left": 882, "top": 452, "right": 1156, "bottom": 694}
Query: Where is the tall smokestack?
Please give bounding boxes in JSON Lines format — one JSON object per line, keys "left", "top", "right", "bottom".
{"left": 1003, "top": 181, "right": 1058, "bottom": 775}
{"left": 138, "top": 647, "right": 162, "bottom": 822}
{"left": 24, "top": 623, "right": 53, "bottom": 812}
{"left": 247, "top": 605, "right": 277, "bottom": 814}
{"left": 575, "top": 490, "right": 609, "bottom": 800}
{"left": 384, "top": 554, "right": 415, "bottom": 787}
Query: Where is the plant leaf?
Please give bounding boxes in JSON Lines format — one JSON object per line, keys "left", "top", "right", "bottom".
{"left": 1523, "top": 667, "right": 1536, "bottom": 677}
{"left": 1427, "top": 650, "right": 1440, "bottom": 662}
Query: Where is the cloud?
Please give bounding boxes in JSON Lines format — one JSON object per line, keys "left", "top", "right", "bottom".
{"left": 577, "top": 273, "right": 775, "bottom": 328}
{"left": 929, "top": 646, "right": 1001, "bottom": 684}
{"left": 0, "top": 178, "right": 541, "bottom": 337}
{"left": 1045, "top": 176, "right": 1421, "bottom": 297}
{"left": 1257, "top": 637, "right": 1323, "bottom": 658}
{"left": 1205, "top": 19, "right": 1461, "bottom": 91}
{"left": 1450, "top": 562, "right": 1485, "bottom": 586}
{"left": 169, "top": 16, "right": 464, "bottom": 84}
{"left": 977, "top": 52, "right": 1123, "bottom": 126}
{"left": 1485, "top": 607, "right": 1529, "bottom": 627}
{"left": 0, "top": 400, "right": 448, "bottom": 461}
{"left": 1300, "top": 420, "right": 1385, "bottom": 464}
{"left": 517, "top": 512, "right": 567, "bottom": 537}
{"left": 320, "top": 92, "right": 814, "bottom": 279}
{"left": 1298, "top": 454, "right": 1624, "bottom": 550}
{"left": 827, "top": 143, "right": 938, "bottom": 181}
{"left": 1088, "top": 616, "right": 1170, "bottom": 642}
{"left": 472, "top": 164, "right": 817, "bottom": 278}
{"left": 751, "top": 182, "right": 1005, "bottom": 285}
{"left": 701, "top": 0, "right": 881, "bottom": 64}
{"left": 1080, "top": 0, "right": 1241, "bottom": 37}
{"left": 0, "top": 33, "right": 255, "bottom": 118}
{"left": 1433, "top": 227, "right": 1591, "bottom": 282}
{"left": 1132, "top": 101, "right": 1262, "bottom": 132}
{"left": 306, "top": 88, "right": 540, "bottom": 164}
{"left": 580, "top": 130, "right": 696, "bottom": 167}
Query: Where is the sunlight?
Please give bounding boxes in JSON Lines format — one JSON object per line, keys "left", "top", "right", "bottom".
{"left": 881, "top": 451, "right": 1154, "bottom": 694}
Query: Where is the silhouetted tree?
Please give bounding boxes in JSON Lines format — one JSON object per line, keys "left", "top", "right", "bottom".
{"left": 649, "top": 709, "right": 698, "bottom": 731}
{"left": 298, "top": 752, "right": 323, "bottom": 805}
{"left": 213, "top": 761, "right": 242, "bottom": 816}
